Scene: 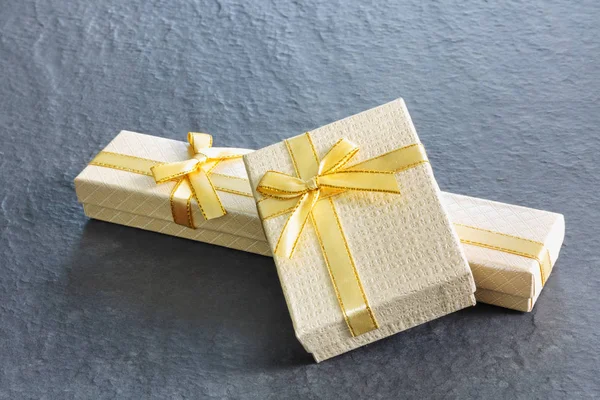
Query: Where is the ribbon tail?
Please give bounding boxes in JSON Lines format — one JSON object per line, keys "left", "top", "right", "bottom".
{"left": 258, "top": 197, "right": 299, "bottom": 220}
{"left": 170, "top": 178, "right": 195, "bottom": 228}
{"left": 311, "top": 197, "right": 378, "bottom": 336}
{"left": 274, "top": 191, "right": 320, "bottom": 258}
{"left": 188, "top": 169, "right": 227, "bottom": 220}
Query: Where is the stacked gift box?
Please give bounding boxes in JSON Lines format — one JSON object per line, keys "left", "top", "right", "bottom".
{"left": 75, "top": 99, "right": 564, "bottom": 362}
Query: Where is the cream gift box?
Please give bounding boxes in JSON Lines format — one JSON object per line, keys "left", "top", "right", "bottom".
{"left": 75, "top": 130, "right": 564, "bottom": 315}
{"left": 74, "top": 131, "right": 271, "bottom": 256}
{"left": 442, "top": 192, "right": 565, "bottom": 312}
{"left": 242, "top": 99, "right": 477, "bottom": 362}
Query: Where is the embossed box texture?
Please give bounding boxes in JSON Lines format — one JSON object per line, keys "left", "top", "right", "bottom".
{"left": 243, "top": 99, "right": 477, "bottom": 361}
{"left": 74, "top": 131, "right": 271, "bottom": 256}
{"left": 75, "top": 132, "right": 564, "bottom": 318}
{"left": 442, "top": 193, "right": 565, "bottom": 312}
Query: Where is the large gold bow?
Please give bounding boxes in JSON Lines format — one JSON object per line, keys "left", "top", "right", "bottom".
{"left": 149, "top": 132, "right": 253, "bottom": 226}
{"left": 256, "top": 133, "right": 429, "bottom": 336}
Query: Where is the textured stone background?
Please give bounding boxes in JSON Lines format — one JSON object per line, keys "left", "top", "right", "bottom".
{"left": 1, "top": 0, "right": 599, "bottom": 398}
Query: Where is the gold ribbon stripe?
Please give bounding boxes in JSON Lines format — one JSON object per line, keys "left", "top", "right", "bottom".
{"left": 90, "top": 151, "right": 158, "bottom": 176}
{"left": 90, "top": 152, "right": 253, "bottom": 197}
{"left": 256, "top": 133, "right": 430, "bottom": 336}
{"left": 454, "top": 224, "right": 552, "bottom": 286}
{"left": 88, "top": 133, "right": 253, "bottom": 228}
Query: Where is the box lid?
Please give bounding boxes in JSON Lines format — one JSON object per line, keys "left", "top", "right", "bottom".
{"left": 243, "top": 99, "right": 476, "bottom": 360}
{"left": 75, "top": 131, "right": 266, "bottom": 242}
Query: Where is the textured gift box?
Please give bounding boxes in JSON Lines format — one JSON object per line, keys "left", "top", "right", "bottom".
{"left": 79, "top": 186, "right": 563, "bottom": 312}
{"left": 243, "top": 99, "right": 476, "bottom": 361}
{"left": 79, "top": 180, "right": 563, "bottom": 313}
{"left": 74, "top": 131, "right": 271, "bottom": 256}
{"left": 442, "top": 192, "right": 564, "bottom": 312}
{"left": 74, "top": 130, "right": 563, "bottom": 316}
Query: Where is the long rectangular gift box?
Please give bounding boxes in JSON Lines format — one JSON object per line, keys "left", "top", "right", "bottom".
{"left": 242, "top": 99, "right": 476, "bottom": 361}
{"left": 442, "top": 192, "right": 564, "bottom": 312}
{"left": 75, "top": 117, "right": 564, "bottom": 316}
{"left": 74, "top": 131, "right": 272, "bottom": 256}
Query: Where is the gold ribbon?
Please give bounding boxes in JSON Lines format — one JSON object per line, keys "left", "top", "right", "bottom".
{"left": 257, "top": 133, "right": 429, "bottom": 336}
{"left": 454, "top": 224, "right": 553, "bottom": 286}
{"left": 89, "top": 132, "right": 253, "bottom": 228}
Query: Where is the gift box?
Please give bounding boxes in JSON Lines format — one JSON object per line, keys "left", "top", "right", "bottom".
{"left": 242, "top": 99, "right": 477, "bottom": 361}
{"left": 77, "top": 147, "right": 563, "bottom": 313}
{"left": 442, "top": 192, "right": 564, "bottom": 312}
{"left": 75, "top": 129, "right": 564, "bottom": 318}
{"left": 74, "top": 131, "right": 271, "bottom": 256}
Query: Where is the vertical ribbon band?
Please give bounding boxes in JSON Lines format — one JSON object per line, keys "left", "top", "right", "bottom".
{"left": 256, "top": 133, "right": 429, "bottom": 336}
{"left": 454, "top": 224, "right": 553, "bottom": 286}
{"left": 89, "top": 132, "right": 254, "bottom": 228}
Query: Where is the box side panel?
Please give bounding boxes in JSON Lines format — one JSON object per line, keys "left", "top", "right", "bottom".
{"left": 82, "top": 203, "right": 272, "bottom": 256}
{"left": 546, "top": 213, "right": 565, "bottom": 267}
{"left": 475, "top": 288, "right": 536, "bottom": 312}
{"left": 461, "top": 245, "right": 538, "bottom": 299}
{"left": 311, "top": 291, "right": 476, "bottom": 362}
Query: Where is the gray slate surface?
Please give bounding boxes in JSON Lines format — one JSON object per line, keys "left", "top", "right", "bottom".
{"left": 1, "top": 1, "right": 599, "bottom": 399}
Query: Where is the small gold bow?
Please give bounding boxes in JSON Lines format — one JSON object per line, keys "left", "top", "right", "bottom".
{"left": 256, "top": 133, "right": 429, "bottom": 336}
{"left": 151, "top": 132, "right": 252, "bottom": 226}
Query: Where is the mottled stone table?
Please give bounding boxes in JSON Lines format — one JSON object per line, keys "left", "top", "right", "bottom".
{"left": 1, "top": 1, "right": 598, "bottom": 398}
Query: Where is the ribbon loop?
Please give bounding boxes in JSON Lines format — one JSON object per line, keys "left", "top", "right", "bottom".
{"left": 188, "top": 132, "right": 213, "bottom": 153}
{"left": 318, "top": 138, "right": 359, "bottom": 175}
{"left": 151, "top": 159, "right": 201, "bottom": 183}
{"left": 257, "top": 171, "right": 309, "bottom": 198}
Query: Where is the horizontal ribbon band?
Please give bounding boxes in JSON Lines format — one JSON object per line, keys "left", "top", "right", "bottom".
{"left": 257, "top": 132, "right": 429, "bottom": 337}
{"left": 90, "top": 151, "right": 158, "bottom": 176}
{"left": 454, "top": 223, "right": 552, "bottom": 286}
{"left": 88, "top": 133, "right": 253, "bottom": 228}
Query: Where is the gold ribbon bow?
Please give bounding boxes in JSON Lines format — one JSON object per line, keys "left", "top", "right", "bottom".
{"left": 150, "top": 132, "right": 253, "bottom": 226}
{"left": 89, "top": 132, "right": 253, "bottom": 229}
{"left": 257, "top": 133, "right": 429, "bottom": 336}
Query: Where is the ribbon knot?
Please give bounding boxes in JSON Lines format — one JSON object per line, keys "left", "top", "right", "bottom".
{"left": 150, "top": 132, "right": 252, "bottom": 227}
{"left": 305, "top": 176, "right": 319, "bottom": 191}
{"left": 192, "top": 153, "right": 208, "bottom": 164}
